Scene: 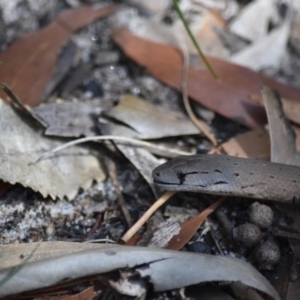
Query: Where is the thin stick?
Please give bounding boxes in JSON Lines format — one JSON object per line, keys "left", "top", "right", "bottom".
{"left": 121, "top": 191, "right": 176, "bottom": 242}
{"left": 32, "top": 136, "right": 192, "bottom": 164}
{"left": 172, "top": 0, "right": 218, "bottom": 79}
{"left": 105, "top": 157, "right": 132, "bottom": 228}
{"left": 180, "top": 35, "right": 218, "bottom": 147}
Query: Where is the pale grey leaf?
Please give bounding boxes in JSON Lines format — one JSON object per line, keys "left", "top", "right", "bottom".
{"left": 0, "top": 245, "right": 280, "bottom": 300}
{"left": 0, "top": 99, "right": 105, "bottom": 199}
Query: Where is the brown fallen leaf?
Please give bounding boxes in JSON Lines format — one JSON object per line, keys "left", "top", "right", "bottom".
{"left": 217, "top": 128, "right": 270, "bottom": 160}
{"left": 215, "top": 126, "right": 300, "bottom": 162}
{"left": 138, "top": 215, "right": 181, "bottom": 248}
{"left": 111, "top": 27, "right": 300, "bottom": 128}
{"left": 187, "top": 10, "right": 228, "bottom": 58}
{"left": 166, "top": 197, "right": 226, "bottom": 251}
{"left": 0, "top": 4, "right": 116, "bottom": 107}
{"left": 282, "top": 98, "right": 300, "bottom": 128}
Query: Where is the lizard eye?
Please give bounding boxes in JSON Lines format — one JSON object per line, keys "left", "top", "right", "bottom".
{"left": 177, "top": 171, "right": 186, "bottom": 181}
{"left": 177, "top": 171, "right": 198, "bottom": 184}
{"left": 177, "top": 171, "right": 187, "bottom": 184}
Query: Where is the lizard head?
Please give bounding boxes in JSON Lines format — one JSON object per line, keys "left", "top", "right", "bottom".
{"left": 152, "top": 155, "right": 207, "bottom": 191}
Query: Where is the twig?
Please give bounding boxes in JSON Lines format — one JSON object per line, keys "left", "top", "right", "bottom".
{"left": 105, "top": 157, "right": 132, "bottom": 228}
{"left": 180, "top": 35, "right": 218, "bottom": 147}
{"left": 85, "top": 214, "right": 103, "bottom": 238}
{"left": 121, "top": 191, "right": 176, "bottom": 242}
{"left": 32, "top": 136, "right": 192, "bottom": 164}
{"left": 172, "top": 0, "right": 218, "bottom": 79}
{"left": 207, "top": 218, "right": 224, "bottom": 255}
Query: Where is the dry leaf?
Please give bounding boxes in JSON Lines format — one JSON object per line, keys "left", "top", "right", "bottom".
{"left": 126, "top": 0, "right": 171, "bottom": 19}
{"left": 0, "top": 5, "right": 116, "bottom": 107}
{"left": 218, "top": 128, "right": 270, "bottom": 160}
{"left": 282, "top": 98, "right": 300, "bottom": 127}
{"left": 186, "top": 10, "right": 228, "bottom": 58}
{"left": 143, "top": 216, "right": 181, "bottom": 248}
{"left": 0, "top": 242, "right": 109, "bottom": 270}
{"left": 262, "top": 86, "right": 299, "bottom": 165}
{"left": 261, "top": 87, "right": 300, "bottom": 300}
{"left": 0, "top": 99, "right": 105, "bottom": 199}
{"left": 33, "top": 100, "right": 110, "bottom": 137}
{"left": 103, "top": 94, "right": 199, "bottom": 139}
{"left": 99, "top": 94, "right": 197, "bottom": 187}
{"left": 229, "top": 0, "right": 278, "bottom": 41}
{"left": 166, "top": 197, "right": 225, "bottom": 250}
{"left": 0, "top": 244, "right": 280, "bottom": 300}
{"left": 217, "top": 126, "right": 300, "bottom": 161}
{"left": 100, "top": 112, "right": 163, "bottom": 187}
{"left": 112, "top": 27, "right": 300, "bottom": 128}
{"left": 231, "top": 22, "right": 290, "bottom": 71}
{"left": 164, "top": 205, "right": 199, "bottom": 222}
{"left": 113, "top": 144, "right": 162, "bottom": 189}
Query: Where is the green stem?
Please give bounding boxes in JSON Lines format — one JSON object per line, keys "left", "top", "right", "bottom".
{"left": 172, "top": 0, "right": 218, "bottom": 79}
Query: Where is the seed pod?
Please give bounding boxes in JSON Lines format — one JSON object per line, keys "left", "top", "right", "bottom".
{"left": 232, "top": 223, "right": 263, "bottom": 248}
{"left": 255, "top": 238, "right": 281, "bottom": 270}
{"left": 248, "top": 202, "right": 274, "bottom": 229}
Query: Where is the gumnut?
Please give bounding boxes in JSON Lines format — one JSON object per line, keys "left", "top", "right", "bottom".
{"left": 232, "top": 223, "right": 263, "bottom": 248}
{"left": 248, "top": 202, "right": 274, "bottom": 229}
{"left": 255, "top": 238, "right": 281, "bottom": 270}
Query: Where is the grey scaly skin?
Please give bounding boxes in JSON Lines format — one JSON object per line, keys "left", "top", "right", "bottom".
{"left": 152, "top": 154, "right": 300, "bottom": 204}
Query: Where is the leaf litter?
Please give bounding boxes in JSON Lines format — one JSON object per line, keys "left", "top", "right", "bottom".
{"left": 101, "top": 94, "right": 200, "bottom": 139}
{"left": 2, "top": 1, "right": 300, "bottom": 299}
{"left": 0, "top": 244, "right": 280, "bottom": 300}
{"left": 0, "top": 96, "right": 105, "bottom": 199}
{"left": 32, "top": 100, "right": 111, "bottom": 138}
{"left": 260, "top": 87, "right": 300, "bottom": 299}
{"left": 0, "top": 4, "right": 116, "bottom": 107}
